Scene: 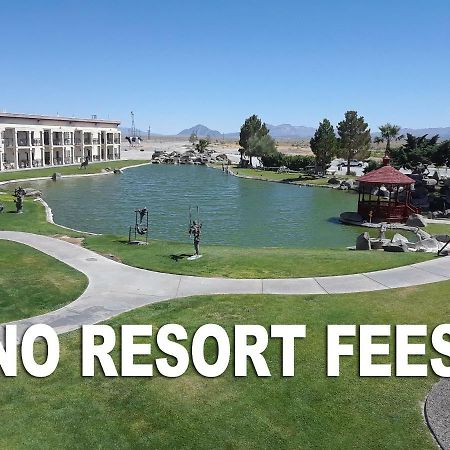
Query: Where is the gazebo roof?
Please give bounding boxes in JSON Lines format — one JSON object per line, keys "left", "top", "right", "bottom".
{"left": 358, "top": 165, "right": 415, "bottom": 185}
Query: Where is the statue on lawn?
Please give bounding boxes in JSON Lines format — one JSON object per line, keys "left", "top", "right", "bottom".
{"left": 13, "top": 186, "right": 26, "bottom": 213}
{"left": 189, "top": 220, "right": 202, "bottom": 257}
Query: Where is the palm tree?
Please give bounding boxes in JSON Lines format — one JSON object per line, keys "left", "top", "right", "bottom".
{"left": 374, "top": 123, "right": 403, "bottom": 156}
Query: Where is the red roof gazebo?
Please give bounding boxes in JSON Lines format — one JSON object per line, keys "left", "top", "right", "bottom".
{"left": 357, "top": 157, "right": 420, "bottom": 223}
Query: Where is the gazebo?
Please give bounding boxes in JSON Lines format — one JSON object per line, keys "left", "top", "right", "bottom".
{"left": 357, "top": 157, "right": 420, "bottom": 223}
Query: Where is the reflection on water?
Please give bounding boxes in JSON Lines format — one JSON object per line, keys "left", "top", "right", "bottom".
{"left": 17, "top": 165, "right": 360, "bottom": 248}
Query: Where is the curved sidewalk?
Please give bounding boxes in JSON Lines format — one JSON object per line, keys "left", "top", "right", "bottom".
{"left": 2, "top": 230, "right": 450, "bottom": 335}
{"left": 1, "top": 230, "right": 450, "bottom": 447}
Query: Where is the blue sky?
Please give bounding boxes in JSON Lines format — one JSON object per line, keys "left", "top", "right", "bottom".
{"left": 0, "top": 0, "right": 449, "bottom": 134}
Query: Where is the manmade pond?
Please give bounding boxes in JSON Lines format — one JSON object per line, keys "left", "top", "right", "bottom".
{"left": 18, "top": 164, "right": 362, "bottom": 248}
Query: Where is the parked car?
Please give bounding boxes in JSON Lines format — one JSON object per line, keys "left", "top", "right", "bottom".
{"left": 338, "top": 160, "right": 364, "bottom": 167}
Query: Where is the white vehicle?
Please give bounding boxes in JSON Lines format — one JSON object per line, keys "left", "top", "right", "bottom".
{"left": 338, "top": 159, "right": 364, "bottom": 167}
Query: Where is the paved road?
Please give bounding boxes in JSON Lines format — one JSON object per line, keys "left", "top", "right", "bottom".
{"left": 1, "top": 230, "right": 450, "bottom": 447}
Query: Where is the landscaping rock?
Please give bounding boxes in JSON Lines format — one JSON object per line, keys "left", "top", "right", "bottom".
{"left": 356, "top": 232, "right": 371, "bottom": 250}
{"left": 340, "top": 212, "right": 363, "bottom": 224}
{"left": 392, "top": 233, "right": 409, "bottom": 244}
{"left": 341, "top": 179, "right": 355, "bottom": 189}
{"left": 434, "top": 234, "right": 450, "bottom": 243}
{"left": 327, "top": 177, "right": 340, "bottom": 185}
{"left": 23, "top": 188, "right": 42, "bottom": 198}
{"left": 51, "top": 172, "right": 62, "bottom": 181}
{"left": 406, "top": 214, "right": 427, "bottom": 227}
{"left": 114, "top": 169, "right": 123, "bottom": 174}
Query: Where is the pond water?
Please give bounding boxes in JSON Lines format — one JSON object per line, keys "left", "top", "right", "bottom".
{"left": 19, "top": 164, "right": 361, "bottom": 248}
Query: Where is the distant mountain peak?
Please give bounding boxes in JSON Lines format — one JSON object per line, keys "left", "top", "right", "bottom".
{"left": 177, "top": 124, "right": 222, "bottom": 138}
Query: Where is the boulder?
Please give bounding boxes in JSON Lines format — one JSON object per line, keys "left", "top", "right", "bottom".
{"left": 340, "top": 212, "right": 363, "bottom": 224}
{"left": 23, "top": 188, "right": 42, "bottom": 198}
{"left": 412, "top": 237, "right": 440, "bottom": 253}
{"left": 341, "top": 179, "right": 355, "bottom": 189}
{"left": 383, "top": 242, "right": 409, "bottom": 252}
{"left": 391, "top": 233, "right": 409, "bottom": 244}
{"left": 327, "top": 177, "right": 340, "bottom": 185}
{"left": 406, "top": 214, "right": 427, "bottom": 228}
{"left": 433, "top": 234, "right": 450, "bottom": 243}
{"left": 356, "top": 232, "right": 371, "bottom": 250}
{"left": 113, "top": 169, "right": 123, "bottom": 174}
{"left": 51, "top": 172, "right": 62, "bottom": 181}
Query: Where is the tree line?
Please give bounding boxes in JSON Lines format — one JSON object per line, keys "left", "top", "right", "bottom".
{"left": 238, "top": 113, "right": 450, "bottom": 176}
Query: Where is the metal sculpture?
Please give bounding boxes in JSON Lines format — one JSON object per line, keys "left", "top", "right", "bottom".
{"left": 128, "top": 207, "right": 149, "bottom": 244}
{"left": 188, "top": 206, "right": 202, "bottom": 259}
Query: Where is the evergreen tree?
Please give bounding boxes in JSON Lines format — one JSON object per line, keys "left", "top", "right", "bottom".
{"left": 309, "top": 119, "right": 337, "bottom": 173}
{"left": 239, "top": 115, "right": 269, "bottom": 166}
{"left": 337, "top": 111, "right": 371, "bottom": 175}
{"left": 246, "top": 134, "right": 277, "bottom": 166}
{"left": 390, "top": 133, "right": 439, "bottom": 171}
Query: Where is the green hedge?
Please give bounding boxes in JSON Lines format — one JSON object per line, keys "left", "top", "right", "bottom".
{"left": 261, "top": 152, "right": 315, "bottom": 170}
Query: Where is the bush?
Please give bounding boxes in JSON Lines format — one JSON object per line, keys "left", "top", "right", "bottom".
{"left": 261, "top": 152, "right": 315, "bottom": 171}
{"left": 363, "top": 160, "right": 382, "bottom": 174}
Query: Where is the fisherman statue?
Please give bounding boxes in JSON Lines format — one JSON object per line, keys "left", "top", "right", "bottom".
{"left": 189, "top": 220, "right": 202, "bottom": 258}
{"left": 13, "top": 186, "right": 26, "bottom": 213}
{"left": 135, "top": 207, "right": 148, "bottom": 236}
{"left": 187, "top": 205, "right": 202, "bottom": 259}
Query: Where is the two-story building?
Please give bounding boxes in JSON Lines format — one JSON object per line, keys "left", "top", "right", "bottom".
{"left": 0, "top": 112, "right": 121, "bottom": 171}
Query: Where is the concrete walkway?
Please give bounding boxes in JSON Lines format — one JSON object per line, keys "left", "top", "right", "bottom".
{"left": 2, "top": 230, "right": 450, "bottom": 336}
{"left": 1, "top": 230, "right": 450, "bottom": 447}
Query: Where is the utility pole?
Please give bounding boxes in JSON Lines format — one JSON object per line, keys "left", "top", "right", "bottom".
{"left": 131, "top": 111, "right": 136, "bottom": 138}
{"left": 147, "top": 125, "right": 151, "bottom": 140}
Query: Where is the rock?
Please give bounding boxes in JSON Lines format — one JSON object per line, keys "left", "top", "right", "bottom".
{"left": 327, "top": 177, "right": 340, "bottom": 185}
{"left": 415, "top": 229, "right": 432, "bottom": 240}
{"left": 340, "top": 212, "right": 364, "bottom": 224}
{"left": 356, "top": 232, "right": 371, "bottom": 250}
{"left": 412, "top": 237, "right": 440, "bottom": 253}
{"left": 406, "top": 214, "right": 427, "bottom": 227}
{"left": 391, "top": 233, "right": 409, "bottom": 244}
{"left": 113, "top": 169, "right": 123, "bottom": 174}
{"left": 383, "top": 242, "right": 409, "bottom": 252}
{"left": 51, "top": 172, "right": 62, "bottom": 181}
{"left": 341, "top": 179, "right": 355, "bottom": 189}
{"left": 23, "top": 188, "right": 42, "bottom": 198}
{"left": 433, "top": 234, "right": 450, "bottom": 243}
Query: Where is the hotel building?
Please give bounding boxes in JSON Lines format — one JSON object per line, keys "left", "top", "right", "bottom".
{"left": 0, "top": 112, "right": 121, "bottom": 171}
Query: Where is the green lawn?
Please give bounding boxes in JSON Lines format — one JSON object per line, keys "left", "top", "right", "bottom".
{"left": 230, "top": 167, "right": 356, "bottom": 186}
{"left": 0, "top": 194, "right": 82, "bottom": 237}
{"left": 83, "top": 234, "right": 432, "bottom": 278}
{"left": 0, "top": 240, "right": 87, "bottom": 322}
{"left": 0, "top": 160, "right": 149, "bottom": 183}
{"left": 0, "top": 192, "right": 441, "bottom": 278}
{"left": 0, "top": 283, "right": 445, "bottom": 448}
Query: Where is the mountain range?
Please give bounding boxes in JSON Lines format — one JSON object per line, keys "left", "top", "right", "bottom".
{"left": 122, "top": 124, "right": 450, "bottom": 140}
{"left": 177, "top": 124, "right": 450, "bottom": 140}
